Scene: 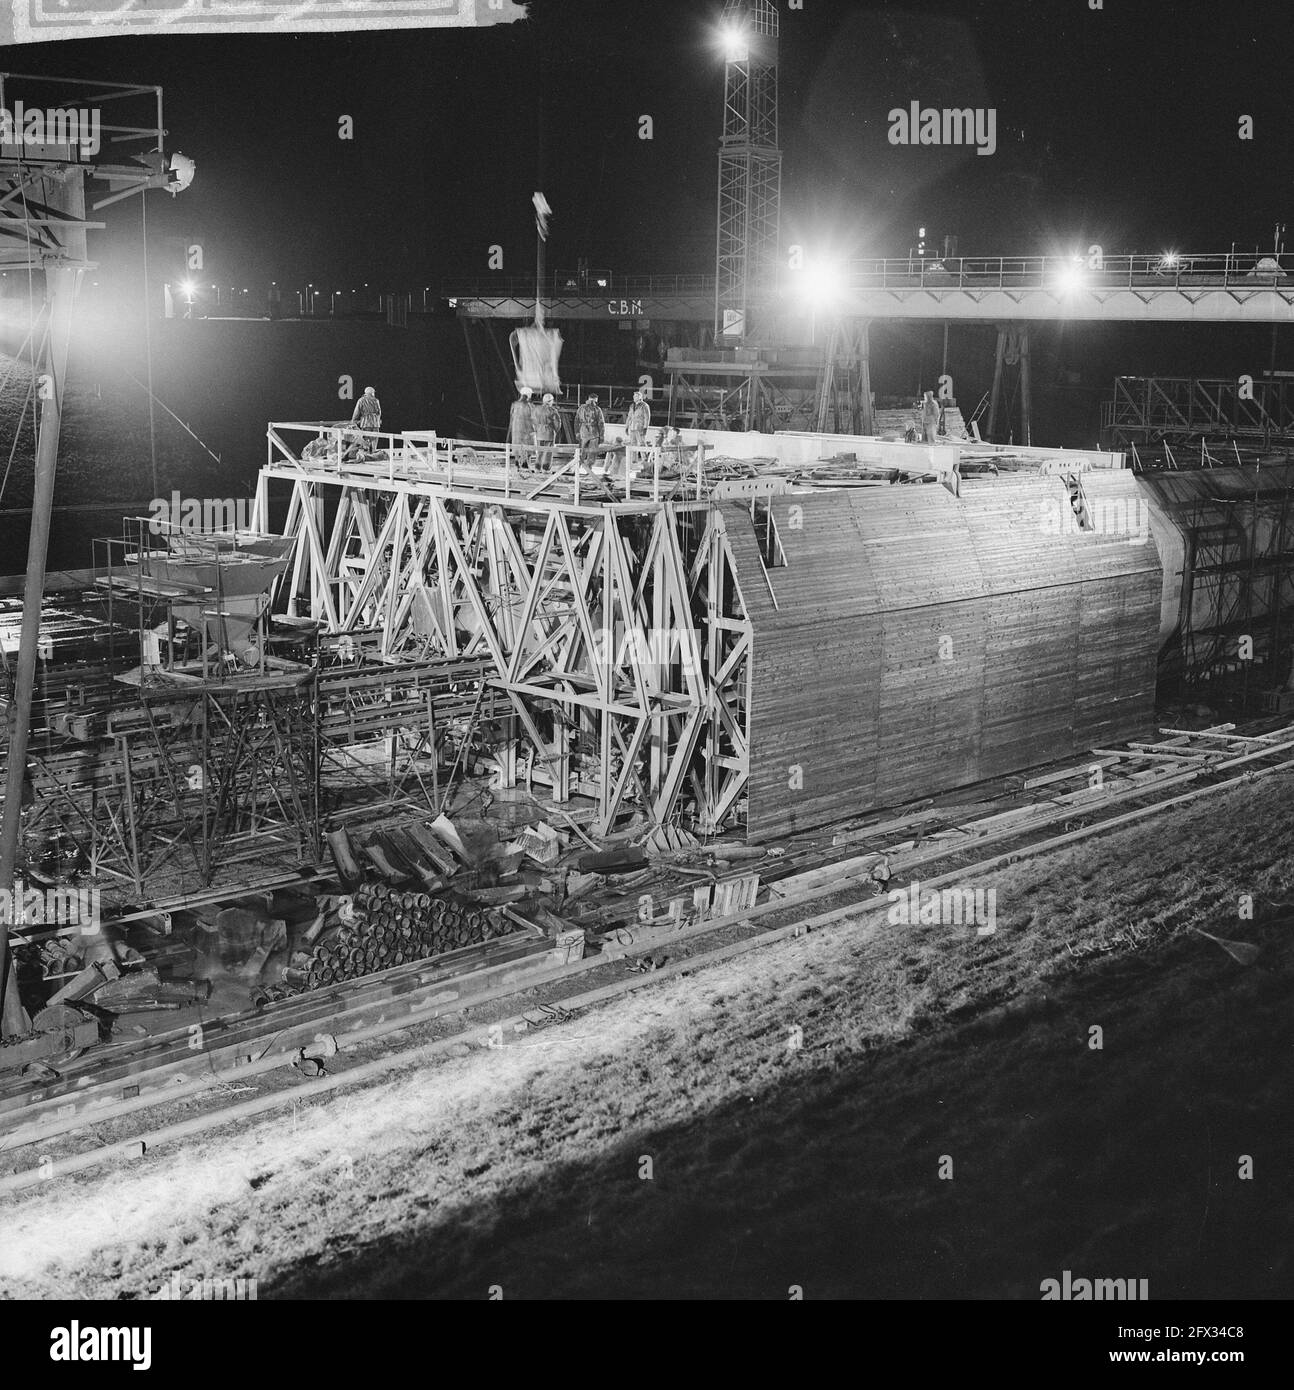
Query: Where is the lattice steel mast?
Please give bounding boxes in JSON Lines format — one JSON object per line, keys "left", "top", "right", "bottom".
{"left": 714, "top": 0, "right": 781, "bottom": 342}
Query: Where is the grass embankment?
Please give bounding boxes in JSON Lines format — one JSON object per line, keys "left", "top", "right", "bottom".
{"left": 1, "top": 776, "right": 1291, "bottom": 1299}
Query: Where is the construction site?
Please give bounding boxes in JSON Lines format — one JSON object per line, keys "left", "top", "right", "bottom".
{"left": 1, "top": 1, "right": 1293, "bottom": 1315}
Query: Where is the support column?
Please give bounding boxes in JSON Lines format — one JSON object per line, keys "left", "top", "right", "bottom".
{"left": 1019, "top": 328, "right": 1032, "bottom": 447}
{"left": 987, "top": 325, "right": 1008, "bottom": 443}
{"left": 858, "top": 320, "right": 874, "bottom": 436}
{"left": 0, "top": 262, "right": 81, "bottom": 1033}
{"left": 814, "top": 324, "right": 835, "bottom": 435}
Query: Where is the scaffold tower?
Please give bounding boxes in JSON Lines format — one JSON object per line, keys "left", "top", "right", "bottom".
{"left": 714, "top": 0, "right": 781, "bottom": 342}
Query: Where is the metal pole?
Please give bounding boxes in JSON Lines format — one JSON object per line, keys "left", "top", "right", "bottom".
{"left": 1019, "top": 329, "right": 1033, "bottom": 448}
{"left": 987, "top": 326, "right": 1008, "bottom": 443}
{"left": 0, "top": 263, "right": 81, "bottom": 1033}
{"left": 141, "top": 196, "right": 159, "bottom": 499}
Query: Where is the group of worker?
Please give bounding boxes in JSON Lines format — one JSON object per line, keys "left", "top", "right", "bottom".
{"left": 299, "top": 383, "right": 667, "bottom": 480}
{"left": 509, "top": 386, "right": 653, "bottom": 475}
{"left": 508, "top": 386, "right": 565, "bottom": 470}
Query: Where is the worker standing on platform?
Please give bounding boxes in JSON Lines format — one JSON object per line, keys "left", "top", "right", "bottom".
{"left": 625, "top": 390, "right": 651, "bottom": 473}
{"left": 576, "top": 393, "right": 605, "bottom": 472}
{"left": 920, "top": 389, "right": 940, "bottom": 444}
{"left": 534, "top": 392, "right": 562, "bottom": 471}
{"left": 509, "top": 386, "right": 536, "bottom": 467}
{"left": 351, "top": 386, "right": 382, "bottom": 437}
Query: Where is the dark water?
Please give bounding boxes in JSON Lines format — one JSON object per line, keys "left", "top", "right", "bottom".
{"left": 1, "top": 316, "right": 483, "bottom": 572}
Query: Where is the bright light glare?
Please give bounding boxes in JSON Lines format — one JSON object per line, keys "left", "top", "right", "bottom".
{"left": 1161, "top": 250, "right": 1179, "bottom": 266}
{"left": 799, "top": 261, "right": 846, "bottom": 308}
{"left": 179, "top": 279, "right": 196, "bottom": 297}
{"left": 717, "top": 22, "right": 749, "bottom": 61}
{"left": 1055, "top": 264, "right": 1085, "bottom": 295}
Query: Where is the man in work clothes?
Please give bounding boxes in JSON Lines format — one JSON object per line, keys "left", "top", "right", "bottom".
{"left": 919, "top": 389, "right": 940, "bottom": 444}
{"left": 576, "top": 394, "right": 605, "bottom": 472}
{"left": 625, "top": 390, "right": 651, "bottom": 474}
{"left": 509, "top": 386, "right": 536, "bottom": 468}
{"left": 351, "top": 386, "right": 382, "bottom": 437}
{"left": 534, "top": 392, "right": 562, "bottom": 471}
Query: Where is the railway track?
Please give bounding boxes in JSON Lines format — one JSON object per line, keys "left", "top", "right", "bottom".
{"left": 1, "top": 720, "right": 1290, "bottom": 1194}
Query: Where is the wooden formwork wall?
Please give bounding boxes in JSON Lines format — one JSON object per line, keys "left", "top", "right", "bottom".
{"left": 724, "top": 472, "right": 1163, "bottom": 840}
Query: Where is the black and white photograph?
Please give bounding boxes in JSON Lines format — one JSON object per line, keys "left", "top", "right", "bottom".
{"left": 0, "top": 0, "right": 1291, "bottom": 1343}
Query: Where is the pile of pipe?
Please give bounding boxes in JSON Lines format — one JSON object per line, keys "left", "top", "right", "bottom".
{"left": 280, "top": 883, "right": 510, "bottom": 992}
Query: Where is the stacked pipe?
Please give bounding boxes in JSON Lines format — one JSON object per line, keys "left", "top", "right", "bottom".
{"left": 281, "top": 884, "right": 511, "bottom": 993}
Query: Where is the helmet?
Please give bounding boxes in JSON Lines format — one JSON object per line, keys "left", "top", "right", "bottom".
{"left": 520, "top": 387, "right": 533, "bottom": 396}
{"left": 543, "top": 393, "right": 554, "bottom": 403}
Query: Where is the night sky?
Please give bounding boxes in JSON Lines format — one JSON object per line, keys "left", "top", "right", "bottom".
{"left": 12, "top": 0, "right": 1294, "bottom": 296}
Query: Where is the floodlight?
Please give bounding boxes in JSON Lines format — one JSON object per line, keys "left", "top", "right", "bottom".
{"left": 167, "top": 152, "right": 195, "bottom": 194}
{"left": 799, "top": 260, "right": 845, "bottom": 308}
{"left": 718, "top": 22, "right": 749, "bottom": 61}
{"left": 1055, "top": 264, "right": 1085, "bottom": 295}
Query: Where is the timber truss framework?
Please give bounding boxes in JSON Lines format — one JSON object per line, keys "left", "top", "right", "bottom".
{"left": 256, "top": 450, "right": 755, "bottom": 837}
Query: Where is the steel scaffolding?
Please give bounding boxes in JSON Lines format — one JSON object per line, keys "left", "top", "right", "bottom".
{"left": 1102, "top": 376, "right": 1294, "bottom": 451}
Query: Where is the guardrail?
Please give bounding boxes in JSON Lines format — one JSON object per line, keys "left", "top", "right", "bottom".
{"left": 840, "top": 253, "right": 1294, "bottom": 292}
{"left": 442, "top": 254, "right": 1294, "bottom": 303}
{"left": 266, "top": 422, "right": 708, "bottom": 506}
{"left": 442, "top": 274, "right": 716, "bottom": 299}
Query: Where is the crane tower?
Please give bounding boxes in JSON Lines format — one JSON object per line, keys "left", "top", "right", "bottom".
{"left": 714, "top": 0, "right": 782, "bottom": 341}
